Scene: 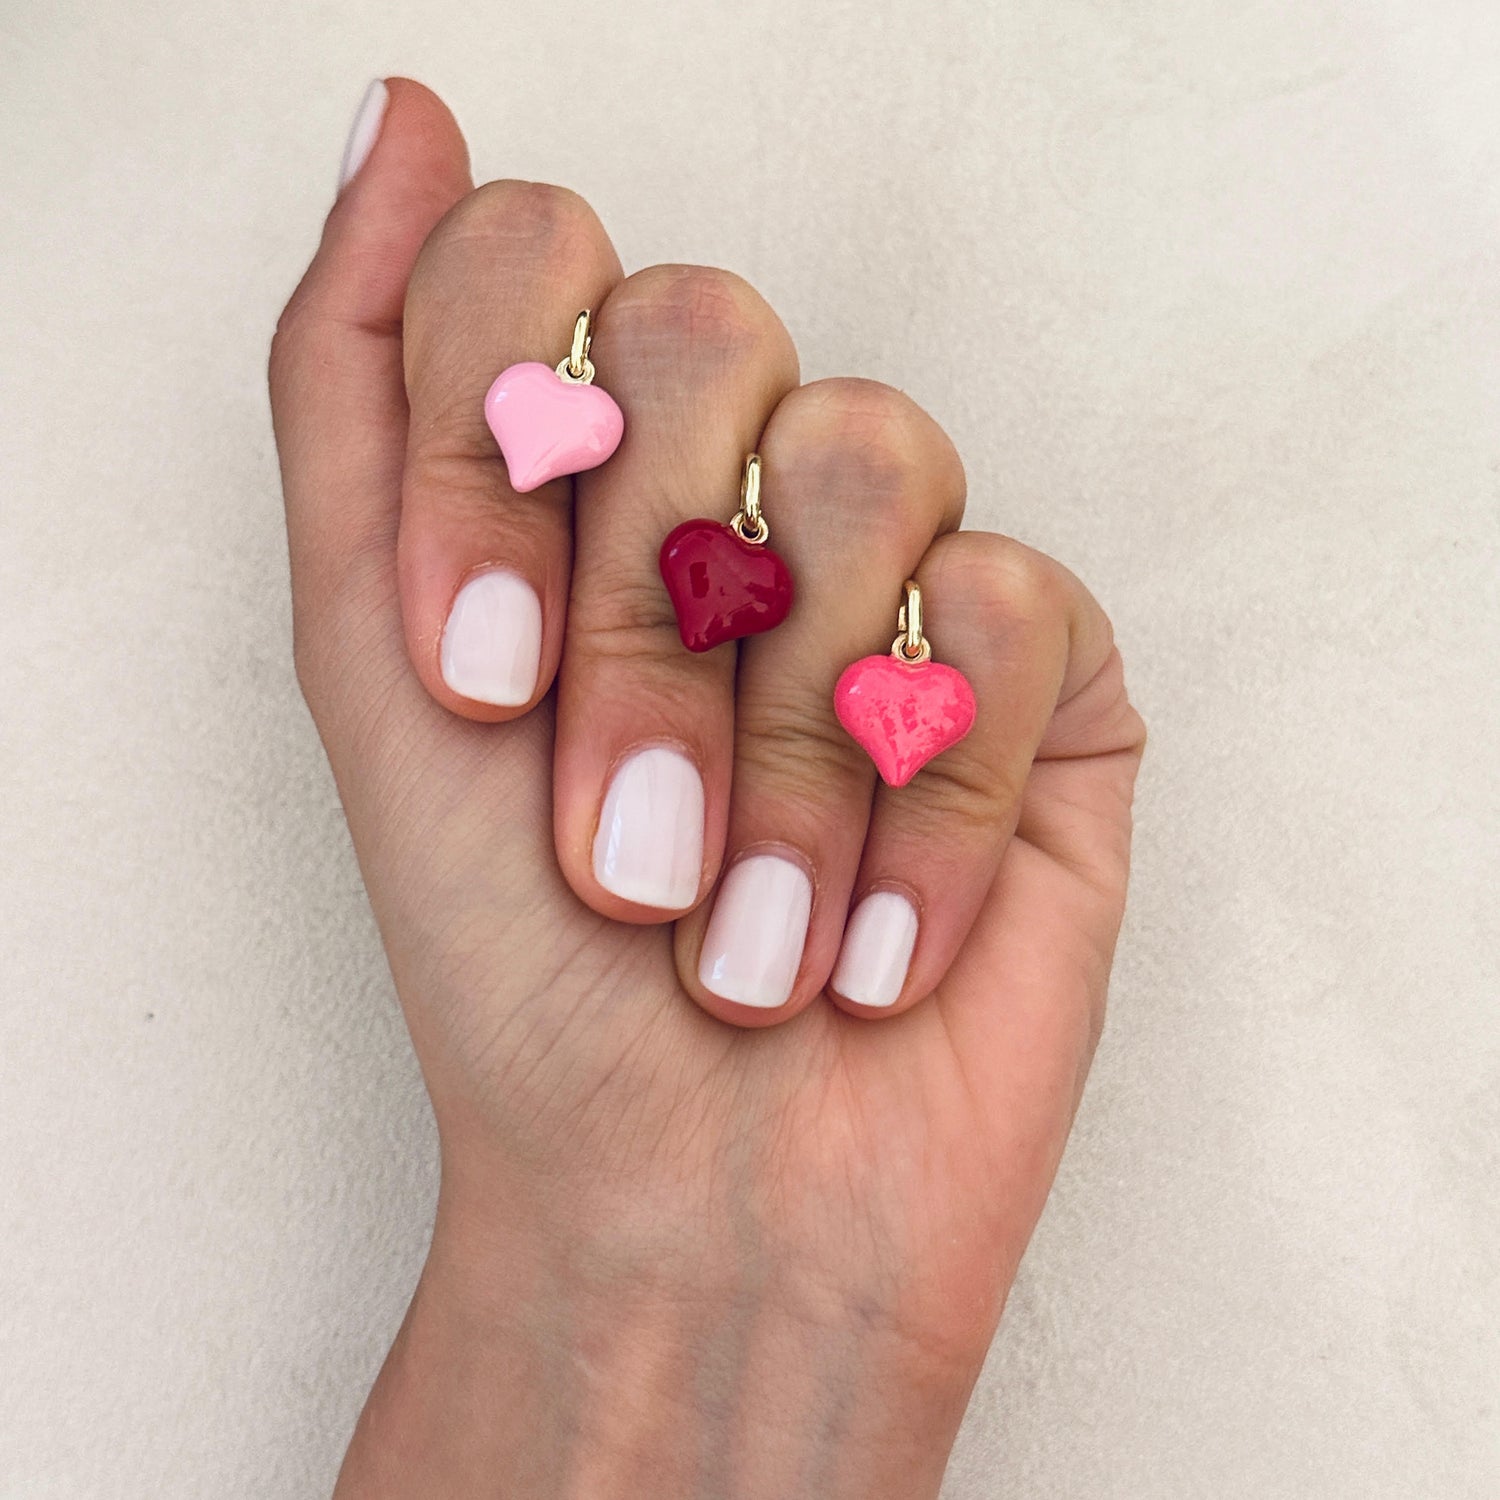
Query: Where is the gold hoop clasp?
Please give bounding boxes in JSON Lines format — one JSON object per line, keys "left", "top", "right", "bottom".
{"left": 556, "top": 309, "right": 596, "bottom": 385}
{"left": 891, "top": 579, "right": 931, "bottom": 663}
{"left": 729, "top": 453, "right": 769, "bottom": 544}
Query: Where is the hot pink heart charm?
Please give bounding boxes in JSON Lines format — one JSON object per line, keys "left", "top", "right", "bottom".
{"left": 484, "top": 361, "right": 624, "bottom": 493}
{"left": 834, "top": 654, "right": 977, "bottom": 787}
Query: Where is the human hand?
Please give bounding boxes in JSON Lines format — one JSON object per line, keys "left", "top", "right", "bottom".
{"left": 271, "top": 79, "right": 1145, "bottom": 1499}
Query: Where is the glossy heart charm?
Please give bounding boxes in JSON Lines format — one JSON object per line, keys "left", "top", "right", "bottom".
{"left": 834, "top": 653, "right": 977, "bottom": 787}
{"left": 484, "top": 361, "right": 624, "bottom": 493}
{"left": 659, "top": 518, "right": 794, "bottom": 652}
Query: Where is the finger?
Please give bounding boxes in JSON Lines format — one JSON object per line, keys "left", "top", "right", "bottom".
{"left": 933, "top": 685, "right": 1146, "bottom": 1156}
{"left": 673, "top": 380, "right": 966, "bottom": 1022}
{"left": 398, "top": 182, "right": 623, "bottom": 720}
{"left": 552, "top": 266, "right": 799, "bottom": 920}
{"left": 826, "top": 531, "right": 1122, "bottom": 1018}
{"left": 270, "top": 79, "right": 472, "bottom": 713}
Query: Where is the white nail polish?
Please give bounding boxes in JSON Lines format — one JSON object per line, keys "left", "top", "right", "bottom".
{"left": 697, "top": 855, "right": 812, "bottom": 1009}
{"left": 831, "top": 891, "right": 918, "bottom": 1008}
{"left": 593, "top": 748, "right": 705, "bottom": 910}
{"left": 338, "top": 79, "right": 389, "bottom": 192}
{"left": 440, "top": 570, "right": 543, "bottom": 706}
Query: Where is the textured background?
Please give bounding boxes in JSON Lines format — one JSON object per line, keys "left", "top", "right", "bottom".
{"left": 2, "top": 1, "right": 1497, "bottom": 1495}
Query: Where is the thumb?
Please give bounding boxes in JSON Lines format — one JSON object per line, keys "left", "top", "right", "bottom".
{"left": 270, "top": 78, "right": 472, "bottom": 691}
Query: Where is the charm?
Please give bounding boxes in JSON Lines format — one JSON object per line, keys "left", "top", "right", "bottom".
{"left": 484, "top": 310, "right": 624, "bottom": 493}
{"left": 834, "top": 580, "right": 976, "bottom": 787}
{"left": 659, "top": 453, "right": 794, "bottom": 652}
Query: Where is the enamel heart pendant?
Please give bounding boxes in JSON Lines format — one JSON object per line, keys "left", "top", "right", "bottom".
{"left": 659, "top": 454, "right": 794, "bottom": 652}
{"left": 834, "top": 581, "right": 977, "bottom": 787}
{"left": 484, "top": 310, "right": 624, "bottom": 493}
{"left": 660, "top": 519, "right": 793, "bottom": 651}
{"left": 835, "top": 655, "right": 977, "bottom": 787}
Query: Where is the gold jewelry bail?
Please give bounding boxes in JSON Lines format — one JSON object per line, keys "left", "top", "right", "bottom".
{"left": 567, "top": 307, "right": 591, "bottom": 372}
{"left": 741, "top": 453, "right": 762, "bottom": 530}
{"left": 557, "top": 309, "right": 596, "bottom": 384}
{"left": 568, "top": 310, "right": 592, "bottom": 375}
{"left": 893, "top": 579, "right": 931, "bottom": 663}
{"left": 730, "top": 452, "right": 769, "bottom": 543}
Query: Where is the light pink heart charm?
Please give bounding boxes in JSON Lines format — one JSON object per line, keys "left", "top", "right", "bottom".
{"left": 834, "top": 653, "right": 977, "bottom": 787}
{"left": 484, "top": 361, "right": 624, "bottom": 493}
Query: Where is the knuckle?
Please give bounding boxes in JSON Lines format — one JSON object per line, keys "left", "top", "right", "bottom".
{"left": 405, "top": 421, "right": 511, "bottom": 486}
{"left": 931, "top": 532, "right": 1067, "bottom": 638}
{"left": 776, "top": 379, "right": 923, "bottom": 482}
{"left": 268, "top": 290, "right": 322, "bottom": 389}
{"left": 290, "top": 619, "right": 327, "bottom": 710}
{"left": 601, "top": 264, "right": 780, "bottom": 365}
{"left": 767, "top": 379, "right": 964, "bottom": 533}
{"left": 289, "top": 593, "right": 349, "bottom": 717}
{"left": 572, "top": 570, "right": 685, "bottom": 657}
{"left": 289, "top": 557, "right": 395, "bottom": 718}
{"left": 269, "top": 297, "right": 301, "bottom": 364}
{"left": 423, "top": 179, "right": 607, "bottom": 282}
{"left": 737, "top": 695, "right": 870, "bottom": 802}
{"left": 912, "top": 752, "right": 1024, "bottom": 823}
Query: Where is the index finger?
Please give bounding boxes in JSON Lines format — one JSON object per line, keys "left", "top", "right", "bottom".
{"left": 396, "top": 182, "right": 623, "bottom": 719}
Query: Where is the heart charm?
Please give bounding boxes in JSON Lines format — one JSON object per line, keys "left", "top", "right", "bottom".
{"left": 834, "top": 653, "right": 977, "bottom": 787}
{"left": 659, "top": 518, "right": 794, "bottom": 652}
{"left": 484, "top": 361, "right": 624, "bottom": 493}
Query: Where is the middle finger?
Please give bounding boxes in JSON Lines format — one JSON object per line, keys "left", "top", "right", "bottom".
{"left": 553, "top": 265, "right": 799, "bottom": 920}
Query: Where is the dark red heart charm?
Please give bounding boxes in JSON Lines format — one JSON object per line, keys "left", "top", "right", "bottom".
{"left": 659, "top": 518, "right": 794, "bottom": 652}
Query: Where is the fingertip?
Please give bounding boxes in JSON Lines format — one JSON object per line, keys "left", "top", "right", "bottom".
{"left": 336, "top": 80, "right": 389, "bottom": 192}
{"left": 589, "top": 744, "right": 708, "bottom": 912}
{"left": 400, "top": 543, "right": 564, "bottom": 723}
{"left": 671, "top": 851, "right": 828, "bottom": 1029}
{"left": 433, "top": 567, "right": 549, "bottom": 717}
{"left": 303, "top": 78, "right": 473, "bottom": 331}
{"left": 550, "top": 738, "right": 723, "bottom": 926}
{"left": 336, "top": 76, "right": 472, "bottom": 206}
{"left": 379, "top": 78, "right": 472, "bottom": 189}
{"left": 827, "top": 886, "right": 922, "bottom": 1016}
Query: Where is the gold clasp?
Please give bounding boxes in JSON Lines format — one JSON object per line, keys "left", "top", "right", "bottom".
{"left": 891, "top": 580, "right": 931, "bottom": 663}
{"left": 556, "top": 309, "right": 596, "bottom": 385}
{"left": 729, "top": 453, "right": 769, "bottom": 544}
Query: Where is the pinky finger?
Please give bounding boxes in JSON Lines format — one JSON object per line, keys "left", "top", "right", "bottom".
{"left": 827, "top": 531, "right": 1117, "bottom": 1017}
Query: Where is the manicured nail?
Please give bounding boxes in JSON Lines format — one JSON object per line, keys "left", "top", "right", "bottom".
{"left": 831, "top": 891, "right": 918, "bottom": 1008}
{"left": 593, "top": 747, "right": 705, "bottom": 910}
{"left": 697, "top": 854, "right": 812, "bottom": 1009}
{"left": 338, "top": 79, "right": 389, "bottom": 192}
{"left": 440, "top": 570, "right": 543, "bottom": 706}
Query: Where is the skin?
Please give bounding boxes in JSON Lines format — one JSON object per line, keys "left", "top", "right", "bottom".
{"left": 270, "top": 78, "right": 1146, "bottom": 1500}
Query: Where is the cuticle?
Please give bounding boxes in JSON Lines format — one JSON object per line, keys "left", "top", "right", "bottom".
{"left": 853, "top": 878, "right": 924, "bottom": 923}
{"left": 600, "top": 736, "right": 706, "bottom": 786}
{"left": 724, "top": 839, "right": 821, "bottom": 900}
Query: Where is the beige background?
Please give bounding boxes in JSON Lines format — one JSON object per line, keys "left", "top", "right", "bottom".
{"left": 2, "top": 0, "right": 1497, "bottom": 1494}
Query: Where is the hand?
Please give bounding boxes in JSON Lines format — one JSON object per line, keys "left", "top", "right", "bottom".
{"left": 270, "top": 80, "right": 1145, "bottom": 1500}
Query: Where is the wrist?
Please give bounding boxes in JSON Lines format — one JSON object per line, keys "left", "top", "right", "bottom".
{"left": 334, "top": 1185, "right": 981, "bottom": 1500}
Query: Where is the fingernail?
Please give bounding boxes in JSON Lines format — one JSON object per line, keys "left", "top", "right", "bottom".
{"left": 831, "top": 891, "right": 918, "bottom": 1008}
{"left": 338, "top": 79, "right": 389, "bottom": 192}
{"left": 697, "top": 855, "right": 812, "bottom": 1009}
{"left": 440, "top": 570, "right": 543, "bottom": 706}
{"left": 593, "top": 748, "right": 705, "bottom": 910}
